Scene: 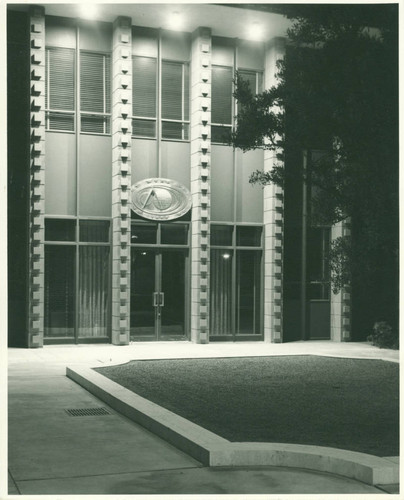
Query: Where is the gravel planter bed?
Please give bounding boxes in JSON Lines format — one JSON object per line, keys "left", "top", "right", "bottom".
{"left": 94, "top": 355, "right": 399, "bottom": 457}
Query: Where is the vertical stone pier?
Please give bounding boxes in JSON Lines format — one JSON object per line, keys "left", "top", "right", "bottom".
{"left": 190, "top": 27, "right": 212, "bottom": 343}
{"left": 111, "top": 16, "right": 132, "bottom": 345}
{"left": 28, "top": 5, "right": 46, "bottom": 347}
{"left": 263, "top": 37, "right": 286, "bottom": 343}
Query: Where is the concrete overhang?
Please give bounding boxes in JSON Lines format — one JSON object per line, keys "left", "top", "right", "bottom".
{"left": 7, "top": 3, "right": 291, "bottom": 40}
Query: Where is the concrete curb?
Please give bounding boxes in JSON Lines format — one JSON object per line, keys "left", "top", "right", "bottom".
{"left": 66, "top": 366, "right": 399, "bottom": 486}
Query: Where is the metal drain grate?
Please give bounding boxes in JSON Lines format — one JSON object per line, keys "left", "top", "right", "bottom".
{"left": 65, "top": 407, "right": 111, "bottom": 417}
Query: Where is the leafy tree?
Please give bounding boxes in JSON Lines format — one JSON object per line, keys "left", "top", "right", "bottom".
{"left": 229, "top": 5, "right": 398, "bottom": 338}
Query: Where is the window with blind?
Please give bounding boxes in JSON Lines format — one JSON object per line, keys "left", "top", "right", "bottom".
{"left": 45, "top": 47, "right": 75, "bottom": 131}
{"left": 238, "top": 69, "right": 263, "bottom": 96}
{"left": 80, "top": 51, "right": 111, "bottom": 134}
{"left": 161, "top": 61, "right": 189, "bottom": 140}
{"left": 132, "top": 56, "right": 157, "bottom": 138}
{"left": 132, "top": 57, "right": 190, "bottom": 141}
{"left": 211, "top": 65, "right": 233, "bottom": 144}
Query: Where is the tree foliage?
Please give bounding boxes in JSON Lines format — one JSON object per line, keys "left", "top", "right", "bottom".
{"left": 230, "top": 5, "right": 398, "bottom": 331}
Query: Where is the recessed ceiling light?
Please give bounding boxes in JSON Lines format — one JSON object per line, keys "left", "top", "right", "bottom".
{"left": 222, "top": 253, "right": 231, "bottom": 260}
{"left": 79, "top": 4, "right": 99, "bottom": 20}
{"left": 247, "top": 22, "right": 264, "bottom": 41}
{"left": 168, "top": 11, "right": 183, "bottom": 31}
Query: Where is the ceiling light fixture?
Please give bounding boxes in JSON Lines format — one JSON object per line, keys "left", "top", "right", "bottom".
{"left": 168, "top": 11, "right": 183, "bottom": 31}
{"left": 79, "top": 3, "right": 99, "bottom": 20}
{"left": 247, "top": 22, "right": 264, "bottom": 41}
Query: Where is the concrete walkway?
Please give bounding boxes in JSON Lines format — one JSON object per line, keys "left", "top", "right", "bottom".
{"left": 7, "top": 341, "right": 399, "bottom": 495}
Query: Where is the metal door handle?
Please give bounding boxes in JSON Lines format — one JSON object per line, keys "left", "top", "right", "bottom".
{"left": 160, "top": 292, "right": 164, "bottom": 307}
{"left": 153, "top": 292, "right": 158, "bottom": 307}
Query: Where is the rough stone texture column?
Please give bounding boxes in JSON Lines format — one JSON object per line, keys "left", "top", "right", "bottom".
{"left": 28, "top": 5, "right": 46, "bottom": 347}
{"left": 330, "top": 220, "right": 352, "bottom": 341}
{"left": 190, "top": 28, "right": 212, "bottom": 343}
{"left": 111, "top": 16, "right": 132, "bottom": 345}
{"left": 263, "top": 37, "right": 286, "bottom": 343}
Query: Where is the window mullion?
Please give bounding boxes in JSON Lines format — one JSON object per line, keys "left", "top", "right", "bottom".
{"left": 181, "top": 63, "right": 185, "bottom": 140}
{"left": 103, "top": 55, "right": 106, "bottom": 133}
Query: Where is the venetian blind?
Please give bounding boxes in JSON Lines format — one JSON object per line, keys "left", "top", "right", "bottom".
{"left": 46, "top": 47, "right": 75, "bottom": 131}
{"left": 132, "top": 56, "right": 157, "bottom": 118}
{"left": 47, "top": 47, "right": 75, "bottom": 111}
{"left": 161, "top": 61, "right": 182, "bottom": 120}
{"left": 80, "top": 52, "right": 110, "bottom": 114}
{"left": 80, "top": 52, "right": 111, "bottom": 134}
{"left": 211, "top": 65, "right": 233, "bottom": 125}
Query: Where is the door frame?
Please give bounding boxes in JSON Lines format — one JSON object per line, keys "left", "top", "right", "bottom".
{"left": 130, "top": 247, "right": 189, "bottom": 341}
{"left": 130, "top": 220, "right": 190, "bottom": 341}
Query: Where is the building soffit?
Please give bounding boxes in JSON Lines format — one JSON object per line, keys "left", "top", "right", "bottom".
{"left": 7, "top": 3, "right": 291, "bottom": 41}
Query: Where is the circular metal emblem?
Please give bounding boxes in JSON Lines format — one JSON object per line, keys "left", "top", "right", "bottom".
{"left": 131, "top": 178, "right": 192, "bottom": 221}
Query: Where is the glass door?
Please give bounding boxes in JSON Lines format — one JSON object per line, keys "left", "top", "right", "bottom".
{"left": 160, "top": 251, "right": 187, "bottom": 339}
{"left": 130, "top": 249, "right": 187, "bottom": 341}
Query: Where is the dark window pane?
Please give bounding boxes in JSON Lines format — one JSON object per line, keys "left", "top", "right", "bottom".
{"left": 284, "top": 282, "right": 301, "bottom": 300}
{"left": 212, "top": 65, "right": 233, "bottom": 125}
{"left": 44, "top": 246, "right": 75, "bottom": 338}
{"left": 307, "top": 227, "right": 330, "bottom": 281}
{"left": 132, "top": 118, "right": 156, "bottom": 138}
{"left": 309, "top": 282, "right": 330, "bottom": 300}
{"left": 236, "top": 250, "right": 261, "bottom": 334}
{"left": 130, "top": 249, "right": 156, "bottom": 339}
{"left": 257, "top": 72, "right": 263, "bottom": 93}
{"left": 211, "top": 125, "right": 231, "bottom": 144}
{"left": 79, "top": 220, "right": 110, "bottom": 242}
{"left": 45, "top": 219, "right": 76, "bottom": 241}
{"left": 211, "top": 225, "right": 233, "bottom": 246}
{"left": 238, "top": 70, "right": 257, "bottom": 94}
{"left": 161, "top": 224, "right": 188, "bottom": 245}
{"left": 236, "top": 226, "right": 262, "bottom": 246}
{"left": 131, "top": 223, "right": 157, "bottom": 244}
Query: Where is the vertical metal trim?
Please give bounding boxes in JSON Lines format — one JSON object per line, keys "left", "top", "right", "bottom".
{"left": 74, "top": 21, "right": 81, "bottom": 343}
{"left": 259, "top": 226, "right": 265, "bottom": 338}
{"left": 184, "top": 250, "right": 189, "bottom": 340}
{"left": 108, "top": 220, "right": 113, "bottom": 342}
{"left": 157, "top": 29, "right": 162, "bottom": 177}
{"left": 232, "top": 39, "right": 238, "bottom": 224}
{"left": 46, "top": 48, "right": 50, "bottom": 129}
{"left": 155, "top": 251, "right": 161, "bottom": 339}
{"left": 301, "top": 150, "right": 308, "bottom": 340}
{"left": 181, "top": 63, "right": 185, "bottom": 140}
{"left": 103, "top": 54, "right": 106, "bottom": 134}
{"left": 231, "top": 39, "right": 238, "bottom": 340}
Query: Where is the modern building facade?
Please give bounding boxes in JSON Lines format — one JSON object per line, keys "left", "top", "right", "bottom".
{"left": 7, "top": 3, "right": 352, "bottom": 347}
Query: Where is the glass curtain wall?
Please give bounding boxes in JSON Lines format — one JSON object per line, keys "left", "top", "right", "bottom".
{"left": 210, "top": 249, "right": 233, "bottom": 336}
{"left": 78, "top": 245, "right": 109, "bottom": 338}
{"left": 132, "top": 35, "right": 190, "bottom": 141}
{"left": 44, "top": 218, "right": 110, "bottom": 342}
{"left": 210, "top": 225, "right": 262, "bottom": 340}
{"left": 130, "top": 221, "right": 189, "bottom": 341}
{"left": 236, "top": 250, "right": 261, "bottom": 334}
{"left": 44, "top": 245, "right": 75, "bottom": 338}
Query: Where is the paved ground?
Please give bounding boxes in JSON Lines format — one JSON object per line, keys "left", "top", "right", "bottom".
{"left": 6, "top": 341, "right": 399, "bottom": 496}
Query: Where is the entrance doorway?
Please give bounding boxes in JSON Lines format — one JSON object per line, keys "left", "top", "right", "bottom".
{"left": 130, "top": 249, "right": 188, "bottom": 341}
